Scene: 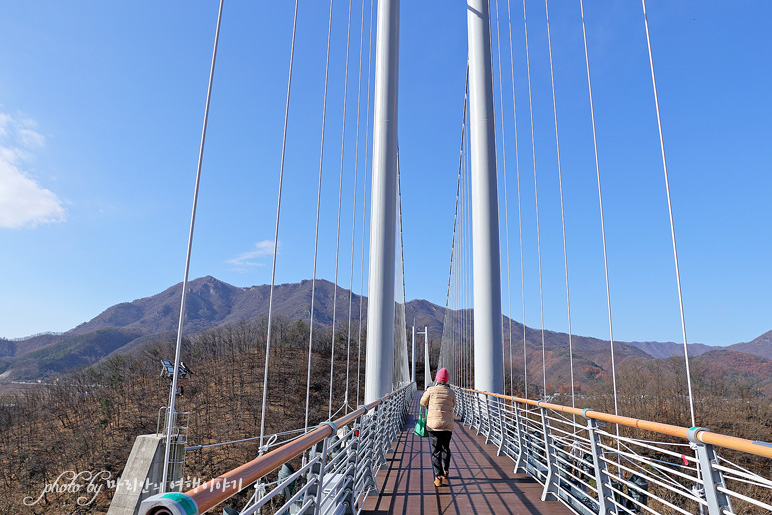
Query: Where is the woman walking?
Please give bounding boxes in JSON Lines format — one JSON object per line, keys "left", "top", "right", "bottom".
{"left": 420, "top": 368, "right": 456, "bottom": 487}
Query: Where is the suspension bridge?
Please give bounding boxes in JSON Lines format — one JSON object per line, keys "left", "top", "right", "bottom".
{"left": 101, "top": 1, "right": 771, "bottom": 514}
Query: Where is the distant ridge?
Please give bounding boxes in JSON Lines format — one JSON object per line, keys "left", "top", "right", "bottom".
{"left": 726, "top": 330, "right": 772, "bottom": 359}
{"left": 1, "top": 276, "right": 770, "bottom": 390}
{"left": 625, "top": 340, "right": 719, "bottom": 359}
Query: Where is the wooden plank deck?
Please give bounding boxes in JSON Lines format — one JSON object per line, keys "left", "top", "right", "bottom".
{"left": 361, "top": 392, "right": 573, "bottom": 515}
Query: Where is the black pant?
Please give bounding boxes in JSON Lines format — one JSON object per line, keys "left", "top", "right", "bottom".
{"left": 428, "top": 430, "right": 452, "bottom": 477}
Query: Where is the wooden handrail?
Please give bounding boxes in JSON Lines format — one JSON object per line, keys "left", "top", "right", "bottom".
{"left": 457, "top": 387, "right": 772, "bottom": 459}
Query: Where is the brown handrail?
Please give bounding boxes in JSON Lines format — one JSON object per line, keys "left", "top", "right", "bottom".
{"left": 458, "top": 387, "right": 772, "bottom": 460}
{"left": 186, "top": 393, "right": 391, "bottom": 513}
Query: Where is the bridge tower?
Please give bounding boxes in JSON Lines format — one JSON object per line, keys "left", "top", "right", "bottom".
{"left": 364, "top": 0, "right": 400, "bottom": 403}
{"left": 467, "top": 0, "right": 504, "bottom": 394}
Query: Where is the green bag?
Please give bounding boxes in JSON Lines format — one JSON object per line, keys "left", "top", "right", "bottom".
{"left": 413, "top": 406, "right": 428, "bottom": 438}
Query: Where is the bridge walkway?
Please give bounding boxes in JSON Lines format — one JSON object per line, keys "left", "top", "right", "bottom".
{"left": 361, "top": 391, "right": 572, "bottom": 515}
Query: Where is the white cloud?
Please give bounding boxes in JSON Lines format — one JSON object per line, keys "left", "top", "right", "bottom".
{"left": 0, "top": 113, "right": 64, "bottom": 229}
{"left": 18, "top": 128, "right": 46, "bottom": 148}
{"left": 226, "top": 240, "right": 277, "bottom": 272}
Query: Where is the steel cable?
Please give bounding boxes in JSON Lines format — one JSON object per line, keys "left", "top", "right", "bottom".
{"left": 521, "top": 0, "right": 548, "bottom": 399}
{"left": 493, "top": 0, "right": 515, "bottom": 397}
{"left": 345, "top": 0, "right": 367, "bottom": 415}
{"left": 543, "top": 0, "right": 577, "bottom": 409}
{"left": 640, "top": 0, "right": 697, "bottom": 429}
{"left": 260, "top": 0, "right": 300, "bottom": 453}
{"left": 162, "top": 0, "right": 225, "bottom": 492}
{"left": 305, "top": 0, "right": 336, "bottom": 434}
{"left": 356, "top": 0, "right": 375, "bottom": 408}
{"left": 329, "top": 0, "right": 354, "bottom": 421}
{"left": 505, "top": 0, "right": 528, "bottom": 399}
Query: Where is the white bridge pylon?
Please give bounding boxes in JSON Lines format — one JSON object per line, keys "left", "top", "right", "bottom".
{"left": 365, "top": 0, "right": 505, "bottom": 400}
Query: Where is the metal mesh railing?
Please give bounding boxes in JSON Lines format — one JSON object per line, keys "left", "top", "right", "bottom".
{"left": 139, "top": 383, "right": 415, "bottom": 515}
{"left": 454, "top": 387, "right": 772, "bottom": 515}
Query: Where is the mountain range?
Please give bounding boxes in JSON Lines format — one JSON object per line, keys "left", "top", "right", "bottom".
{"left": 1, "top": 276, "right": 771, "bottom": 394}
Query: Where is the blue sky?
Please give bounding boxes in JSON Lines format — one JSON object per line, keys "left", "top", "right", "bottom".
{"left": 0, "top": 1, "right": 769, "bottom": 347}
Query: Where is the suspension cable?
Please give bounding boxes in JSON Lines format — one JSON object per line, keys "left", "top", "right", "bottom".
{"left": 641, "top": 0, "right": 696, "bottom": 429}
{"left": 494, "top": 0, "right": 514, "bottom": 397}
{"left": 397, "top": 150, "right": 409, "bottom": 385}
{"left": 441, "top": 66, "right": 469, "bottom": 384}
{"left": 543, "top": 0, "right": 576, "bottom": 409}
{"left": 329, "top": 0, "right": 354, "bottom": 421}
{"left": 345, "top": 0, "right": 367, "bottom": 415}
{"left": 463, "top": 121, "right": 469, "bottom": 388}
{"left": 579, "top": 0, "right": 619, "bottom": 420}
{"left": 356, "top": 0, "right": 375, "bottom": 407}
{"left": 506, "top": 0, "right": 527, "bottom": 399}
{"left": 579, "top": 5, "right": 624, "bottom": 476}
{"left": 521, "top": 0, "right": 548, "bottom": 399}
{"left": 260, "top": 0, "right": 300, "bottom": 453}
{"left": 304, "top": 0, "right": 335, "bottom": 434}
{"left": 161, "top": 0, "right": 224, "bottom": 493}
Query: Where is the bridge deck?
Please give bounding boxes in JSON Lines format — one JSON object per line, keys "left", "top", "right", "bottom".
{"left": 361, "top": 391, "right": 572, "bottom": 515}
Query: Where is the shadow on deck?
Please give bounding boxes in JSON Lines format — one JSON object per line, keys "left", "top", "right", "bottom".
{"left": 361, "top": 391, "right": 573, "bottom": 515}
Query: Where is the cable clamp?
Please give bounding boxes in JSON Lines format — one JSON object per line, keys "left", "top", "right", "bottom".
{"left": 321, "top": 420, "right": 338, "bottom": 436}
{"left": 686, "top": 426, "right": 709, "bottom": 445}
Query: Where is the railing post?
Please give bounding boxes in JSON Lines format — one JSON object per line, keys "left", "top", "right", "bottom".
{"left": 539, "top": 404, "right": 559, "bottom": 502}
{"left": 379, "top": 398, "right": 394, "bottom": 456}
{"left": 474, "top": 393, "right": 482, "bottom": 434}
{"left": 355, "top": 405, "right": 379, "bottom": 498}
{"left": 388, "top": 394, "right": 398, "bottom": 444}
{"left": 496, "top": 397, "right": 507, "bottom": 456}
{"left": 687, "top": 428, "right": 734, "bottom": 515}
{"left": 307, "top": 431, "right": 330, "bottom": 515}
{"left": 484, "top": 394, "right": 492, "bottom": 443}
{"left": 338, "top": 426, "right": 358, "bottom": 515}
{"left": 513, "top": 401, "right": 527, "bottom": 473}
{"left": 584, "top": 411, "right": 615, "bottom": 515}
{"left": 373, "top": 404, "right": 387, "bottom": 470}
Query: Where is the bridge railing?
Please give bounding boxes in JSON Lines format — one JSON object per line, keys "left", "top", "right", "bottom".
{"left": 454, "top": 387, "right": 772, "bottom": 515}
{"left": 140, "top": 383, "right": 415, "bottom": 515}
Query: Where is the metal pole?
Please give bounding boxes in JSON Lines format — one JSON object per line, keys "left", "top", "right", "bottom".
{"left": 411, "top": 325, "right": 416, "bottom": 384}
{"left": 422, "top": 327, "right": 431, "bottom": 390}
{"left": 467, "top": 0, "right": 504, "bottom": 394}
{"left": 364, "top": 0, "right": 399, "bottom": 404}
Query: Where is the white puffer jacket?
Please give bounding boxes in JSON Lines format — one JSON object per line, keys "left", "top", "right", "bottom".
{"left": 420, "top": 384, "right": 456, "bottom": 431}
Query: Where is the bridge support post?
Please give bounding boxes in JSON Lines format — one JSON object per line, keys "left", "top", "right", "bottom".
{"left": 467, "top": 0, "right": 504, "bottom": 395}
{"left": 539, "top": 405, "right": 560, "bottom": 502}
{"left": 364, "top": 0, "right": 399, "bottom": 404}
{"left": 585, "top": 415, "right": 615, "bottom": 515}
{"left": 687, "top": 428, "right": 733, "bottom": 515}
